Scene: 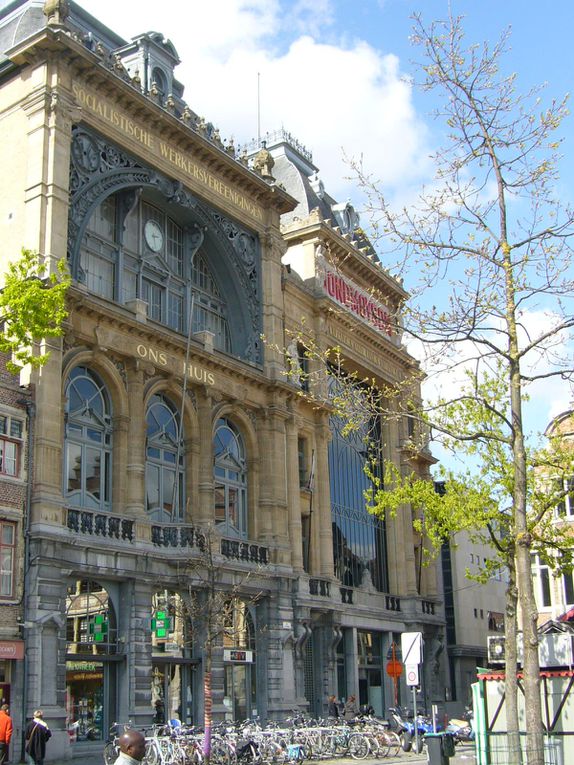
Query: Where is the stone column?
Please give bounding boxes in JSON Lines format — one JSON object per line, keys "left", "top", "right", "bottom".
{"left": 129, "top": 578, "right": 154, "bottom": 727}
{"left": 285, "top": 409, "right": 304, "bottom": 572}
{"left": 195, "top": 387, "right": 213, "bottom": 525}
{"left": 125, "top": 362, "right": 146, "bottom": 518}
{"left": 315, "top": 415, "right": 333, "bottom": 578}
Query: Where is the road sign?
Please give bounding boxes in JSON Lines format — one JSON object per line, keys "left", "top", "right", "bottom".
{"left": 401, "top": 631, "right": 423, "bottom": 665}
{"left": 405, "top": 664, "right": 420, "bottom": 687}
{"left": 386, "top": 660, "right": 403, "bottom": 678}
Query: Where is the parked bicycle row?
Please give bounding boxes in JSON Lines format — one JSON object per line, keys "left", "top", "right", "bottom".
{"left": 104, "top": 715, "right": 411, "bottom": 765}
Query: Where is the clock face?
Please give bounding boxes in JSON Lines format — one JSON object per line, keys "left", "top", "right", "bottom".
{"left": 144, "top": 220, "right": 164, "bottom": 252}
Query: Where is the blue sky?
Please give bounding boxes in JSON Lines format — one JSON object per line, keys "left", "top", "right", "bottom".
{"left": 77, "top": 0, "right": 574, "bottom": 455}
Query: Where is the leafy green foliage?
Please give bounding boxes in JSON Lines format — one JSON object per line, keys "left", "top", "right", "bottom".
{"left": 0, "top": 249, "right": 70, "bottom": 373}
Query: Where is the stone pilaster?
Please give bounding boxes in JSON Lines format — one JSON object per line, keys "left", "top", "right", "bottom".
{"left": 125, "top": 363, "right": 146, "bottom": 517}
{"left": 285, "top": 410, "right": 304, "bottom": 571}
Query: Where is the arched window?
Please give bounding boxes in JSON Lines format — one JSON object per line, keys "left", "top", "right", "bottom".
{"left": 65, "top": 366, "right": 112, "bottom": 511}
{"left": 80, "top": 195, "right": 231, "bottom": 350}
{"left": 213, "top": 418, "right": 247, "bottom": 538}
{"left": 146, "top": 394, "right": 185, "bottom": 522}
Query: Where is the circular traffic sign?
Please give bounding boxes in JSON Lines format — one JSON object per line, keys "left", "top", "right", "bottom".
{"left": 386, "top": 660, "right": 403, "bottom": 678}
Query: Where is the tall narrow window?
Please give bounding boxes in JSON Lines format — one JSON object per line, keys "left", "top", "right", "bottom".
{"left": 0, "top": 521, "right": 16, "bottom": 598}
{"left": 213, "top": 418, "right": 247, "bottom": 538}
{"left": 65, "top": 367, "right": 112, "bottom": 511}
{"left": 531, "top": 553, "right": 552, "bottom": 609}
{"left": 0, "top": 414, "right": 23, "bottom": 477}
{"left": 146, "top": 395, "right": 184, "bottom": 522}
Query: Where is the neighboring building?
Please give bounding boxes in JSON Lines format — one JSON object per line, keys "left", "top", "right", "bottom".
{"left": 440, "top": 529, "right": 506, "bottom": 715}
{"left": 0, "top": 352, "right": 31, "bottom": 745}
{"left": 532, "top": 410, "right": 574, "bottom": 626}
{"left": 0, "top": 1, "right": 445, "bottom": 759}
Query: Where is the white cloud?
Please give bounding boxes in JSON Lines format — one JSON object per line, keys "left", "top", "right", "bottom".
{"left": 77, "top": 0, "right": 431, "bottom": 204}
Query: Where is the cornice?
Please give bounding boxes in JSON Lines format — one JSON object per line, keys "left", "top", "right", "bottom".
{"left": 4, "top": 26, "right": 297, "bottom": 218}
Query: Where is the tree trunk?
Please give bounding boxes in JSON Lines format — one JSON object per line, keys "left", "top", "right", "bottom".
{"left": 203, "top": 644, "right": 212, "bottom": 765}
{"left": 505, "top": 562, "right": 522, "bottom": 765}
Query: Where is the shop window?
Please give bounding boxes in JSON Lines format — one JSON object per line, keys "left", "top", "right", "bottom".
{"left": 0, "top": 415, "right": 23, "bottom": 477}
{"left": 80, "top": 195, "right": 230, "bottom": 350}
{"left": 151, "top": 590, "right": 194, "bottom": 724}
{"left": 213, "top": 418, "right": 247, "bottom": 538}
{"left": 145, "top": 394, "right": 185, "bottom": 522}
{"left": 0, "top": 521, "right": 16, "bottom": 598}
{"left": 64, "top": 367, "right": 112, "bottom": 511}
{"left": 223, "top": 599, "right": 256, "bottom": 722}
{"left": 66, "top": 579, "right": 117, "bottom": 743}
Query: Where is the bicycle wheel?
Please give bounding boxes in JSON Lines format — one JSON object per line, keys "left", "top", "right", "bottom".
{"left": 348, "top": 733, "right": 369, "bottom": 760}
{"left": 103, "top": 741, "right": 119, "bottom": 765}
{"left": 384, "top": 730, "right": 401, "bottom": 757}
{"left": 143, "top": 739, "right": 161, "bottom": 765}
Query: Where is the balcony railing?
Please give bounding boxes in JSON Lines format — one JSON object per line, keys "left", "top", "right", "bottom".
{"left": 67, "top": 508, "right": 134, "bottom": 541}
{"left": 220, "top": 538, "right": 269, "bottom": 564}
{"left": 422, "top": 600, "right": 436, "bottom": 615}
{"left": 385, "top": 595, "right": 401, "bottom": 612}
{"left": 309, "top": 578, "right": 331, "bottom": 597}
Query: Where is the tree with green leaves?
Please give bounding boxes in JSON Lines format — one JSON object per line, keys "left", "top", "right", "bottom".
{"left": 0, "top": 248, "right": 69, "bottom": 373}
{"left": 341, "top": 11, "right": 574, "bottom": 765}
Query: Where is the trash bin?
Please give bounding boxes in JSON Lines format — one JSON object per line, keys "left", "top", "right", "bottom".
{"left": 426, "top": 732, "right": 456, "bottom": 765}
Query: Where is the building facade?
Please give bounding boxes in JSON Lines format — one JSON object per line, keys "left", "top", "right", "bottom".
{"left": 0, "top": 1, "right": 445, "bottom": 759}
{"left": 0, "top": 353, "right": 31, "bottom": 747}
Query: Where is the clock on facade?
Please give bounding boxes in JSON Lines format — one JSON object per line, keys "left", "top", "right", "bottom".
{"left": 144, "top": 219, "right": 164, "bottom": 252}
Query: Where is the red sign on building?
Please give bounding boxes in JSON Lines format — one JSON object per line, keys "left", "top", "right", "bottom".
{"left": 0, "top": 640, "right": 24, "bottom": 660}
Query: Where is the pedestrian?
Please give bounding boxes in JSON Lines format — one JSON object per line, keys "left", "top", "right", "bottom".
{"left": 114, "top": 728, "right": 146, "bottom": 764}
{"left": 25, "top": 710, "right": 51, "bottom": 765}
{"left": 343, "top": 694, "right": 358, "bottom": 721}
{"left": 328, "top": 695, "right": 339, "bottom": 718}
{"left": 0, "top": 704, "right": 12, "bottom": 765}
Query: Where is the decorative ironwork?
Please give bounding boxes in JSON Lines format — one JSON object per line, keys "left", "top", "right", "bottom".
{"left": 67, "top": 508, "right": 134, "bottom": 541}
{"left": 68, "top": 125, "right": 263, "bottom": 365}
{"left": 385, "top": 595, "right": 401, "bottom": 612}
{"left": 220, "top": 538, "right": 268, "bottom": 564}
{"left": 340, "top": 587, "right": 353, "bottom": 604}
{"left": 309, "top": 579, "right": 331, "bottom": 597}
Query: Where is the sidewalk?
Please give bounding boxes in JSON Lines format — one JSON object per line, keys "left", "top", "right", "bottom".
{"left": 44, "top": 742, "right": 477, "bottom": 765}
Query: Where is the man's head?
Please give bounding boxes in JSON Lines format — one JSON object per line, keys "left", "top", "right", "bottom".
{"left": 33, "top": 710, "right": 43, "bottom": 719}
{"left": 0, "top": 704, "right": 9, "bottom": 714}
{"left": 117, "top": 729, "right": 146, "bottom": 762}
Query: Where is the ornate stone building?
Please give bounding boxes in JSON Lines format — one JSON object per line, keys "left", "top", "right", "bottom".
{"left": 0, "top": 1, "right": 445, "bottom": 759}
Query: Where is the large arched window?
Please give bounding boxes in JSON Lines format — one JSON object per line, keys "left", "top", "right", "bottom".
{"left": 146, "top": 394, "right": 185, "bottom": 522}
{"left": 213, "top": 418, "right": 247, "bottom": 538}
{"left": 64, "top": 366, "right": 112, "bottom": 511}
{"left": 80, "top": 195, "right": 231, "bottom": 350}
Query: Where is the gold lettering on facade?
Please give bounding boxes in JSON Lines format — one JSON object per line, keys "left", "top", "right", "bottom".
{"left": 72, "top": 83, "right": 263, "bottom": 222}
{"left": 136, "top": 343, "right": 214, "bottom": 385}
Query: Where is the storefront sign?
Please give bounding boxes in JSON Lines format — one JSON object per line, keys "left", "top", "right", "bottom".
{"left": 0, "top": 641, "right": 24, "bottom": 660}
{"left": 71, "top": 84, "right": 264, "bottom": 223}
{"left": 224, "top": 649, "right": 254, "bottom": 663}
{"left": 135, "top": 344, "right": 215, "bottom": 385}
{"left": 320, "top": 264, "right": 398, "bottom": 342}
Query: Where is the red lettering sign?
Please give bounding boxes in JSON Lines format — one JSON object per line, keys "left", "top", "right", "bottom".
{"left": 0, "top": 641, "right": 24, "bottom": 660}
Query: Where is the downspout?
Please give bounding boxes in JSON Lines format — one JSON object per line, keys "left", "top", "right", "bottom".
{"left": 19, "top": 397, "right": 35, "bottom": 763}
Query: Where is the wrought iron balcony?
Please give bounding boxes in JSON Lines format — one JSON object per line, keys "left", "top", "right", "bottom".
{"left": 385, "top": 595, "right": 402, "bottom": 612}
{"left": 309, "top": 578, "right": 331, "bottom": 597}
{"left": 67, "top": 508, "right": 134, "bottom": 541}
{"left": 220, "top": 538, "right": 268, "bottom": 564}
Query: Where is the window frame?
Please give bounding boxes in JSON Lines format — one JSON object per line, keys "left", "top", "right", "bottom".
{"left": 213, "top": 418, "right": 248, "bottom": 538}
{"left": 0, "top": 413, "right": 23, "bottom": 478}
{"left": 0, "top": 520, "right": 16, "bottom": 599}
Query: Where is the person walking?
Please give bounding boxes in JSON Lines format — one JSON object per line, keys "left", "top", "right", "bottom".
{"left": 343, "top": 694, "right": 358, "bottom": 721}
{"left": 25, "top": 710, "right": 51, "bottom": 765}
{"left": 328, "top": 695, "right": 339, "bottom": 718}
{"left": 114, "top": 729, "right": 146, "bottom": 765}
{"left": 0, "top": 704, "right": 13, "bottom": 765}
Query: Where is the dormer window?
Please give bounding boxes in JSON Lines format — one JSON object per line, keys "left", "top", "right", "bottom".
{"left": 151, "top": 67, "right": 167, "bottom": 100}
